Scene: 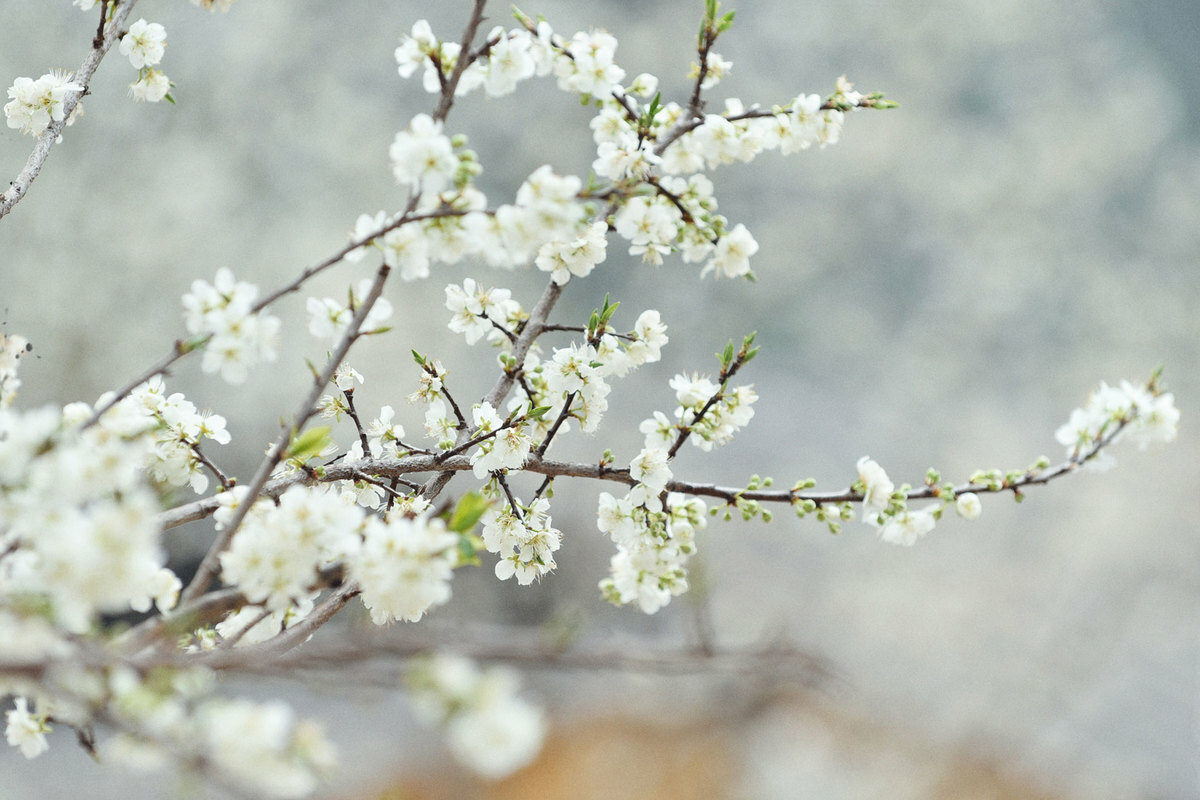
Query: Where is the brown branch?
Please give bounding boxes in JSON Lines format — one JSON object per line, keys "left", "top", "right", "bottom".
{"left": 431, "top": 0, "right": 489, "bottom": 123}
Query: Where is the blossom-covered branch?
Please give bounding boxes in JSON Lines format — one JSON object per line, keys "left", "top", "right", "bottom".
{"left": 1, "top": 0, "right": 139, "bottom": 220}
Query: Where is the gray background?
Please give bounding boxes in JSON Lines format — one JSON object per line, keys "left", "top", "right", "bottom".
{"left": 1, "top": 0, "right": 1196, "bottom": 797}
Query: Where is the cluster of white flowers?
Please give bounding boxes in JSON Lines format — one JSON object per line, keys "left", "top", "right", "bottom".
{"left": 856, "top": 455, "right": 940, "bottom": 546}
{"left": 534, "top": 220, "right": 609, "bottom": 285}
{"left": 182, "top": 267, "right": 281, "bottom": 383}
{"left": 197, "top": 698, "right": 335, "bottom": 798}
{"left": 380, "top": 18, "right": 872, "bottom": 286}
{"left": 345, "top": 211, "right": 432, "bottom": 281}
{"left": 1054, "top": 379, "right": 1179, "bottom": 470}
{"left": 444, "top": 278, "right": 521, "bottom": 345}
{"left": 104, "top": 667, "right": 333, "bottom": 799}
{"left": 537, "top": 342, "right": 613, "bottom": 434}
{"left": 212, "top": 476, "right": 457, "bottom": 628}
{"left": 598, "top": 490, "right": 705, "bottom": 614}
{"left": 306, "top": 277, "right": 394, "bottom": 342}
{"left": 219, "top": 485, "right": 364, "bottom": 612}
{"left": 119, "top": 19, "right": 171, "bottom": 103}
{"left": 481, "top": 496, "right": 562, "bottom": 585}
{"left": 350, "top": 514, "right": 459, "bottom": 624}
{"left": 468, "top": 402, "right": 532, "bottom": 478}
{"left": 667, "top": 372, "right": 757, "bottom": 450}
{"left": 389, "top": 113, "right": 461, "bottom": 195}
{"left": 0, "top": 404, "right": 174, "bottom": 632}
{"left": 3, "top": 71, "right": 82, "bottom": 137}
{"left": 102, "top": 376, "right": 232, "bottom": 495}
{"left": 407, "top": 654, "right": 545, "bottom": 779}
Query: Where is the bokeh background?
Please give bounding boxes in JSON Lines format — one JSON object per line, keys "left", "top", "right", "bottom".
{"left": 1, "top": 0, "right": 1196, "bottom": 797}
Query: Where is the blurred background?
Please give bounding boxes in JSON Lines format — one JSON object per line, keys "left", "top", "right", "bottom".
{"left": 1, "top": 0, "right": 1196, "bottom": 797}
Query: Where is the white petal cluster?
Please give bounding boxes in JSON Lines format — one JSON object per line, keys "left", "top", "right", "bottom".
{"left": 407, "top": 654, "right": 545, "bottom": 779}
{"left": 702, "top": 223, "right": 759, "bottom": 279}
{"left": 856, "top": 455, "right": 895, "bottom": 511}
{"left": 119, "top": 19, "right": 166, "bottom": 69}
{"left": 219, "top": 486, "right": 365, "bottom": 611}
{"left": 182, "top": 268, "right": 281, "bottom": 384}
{"left": 496, "top": 165, "right": 586, "bottom": 263}
{"left": 349, "top": 514, "right": 459, "bottom": 624}
{"left": 482, "top": 497, "right": 562, "bottom": 585}
{"left": 541, "top": 342, "right": 612, "bottom": 434}
{"left": 666, "top": 372, "right": 757, "bottom": 451}
{"left": 4, "top": 72, "right": 82, "bottom": 137}
{"left": 5, "top": 697, "right": 50, "bottom": 759}
{"left": 554, "top": 30, "right": 625, "bottom": 97}
{"left": 481, "top": 27, "right": 538, "bottom": 97}
{"left": 955, "top": 492, "right": 982, "bottom": 520}
{"left": 869, "top": 506, "right": 937, "bottom": 546}
{"left": 103, "top": 667, "right": 332, "bottom": 797}
{"left": 364, "top": 405, "right": 406, "bottom": 459}
{"left": 0, "top": 406, "right": 168, "bottom": 632}
{"left": 197, "top": 699, "right": 335, "bottom": 799}
{"left": 118, "top": 19, "right": 172, "bottom": 103}
{"left": 102, "top": 376, "right": 233, "bottom": 495}
{"left": 468, "top": 402, "right": 532, "bottom": 478}
{"left": 598, "top": 492, "right": 704, "bottom": 614}
{"left": 389, "top": 113, "right": 459, "bottom": 195}
{"left": 444, "top": 278, "right": 520, "bottom": 345}
{"left": 306, "top": 278, "right": 393, "bottom": 341}
{"left": 534, "top": 220, "right": 609, "bottom": 285}
{"left": 614, "top": 195, "right": 682, "bottom": 266}
{"left": 1054, "top": 379, "right": 1179, "bottom": 469}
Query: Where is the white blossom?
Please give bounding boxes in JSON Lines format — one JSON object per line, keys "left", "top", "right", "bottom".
{"left": 119, "top": 20, "right": 167, "bottom": 69}
{"left": 389, "top": 114, "right": 458, "bottom": 194}
{"left": 702, "top": 223, "right": 758, "bottom": 279}
{"left": 5, "top": 698, "right": 50, "bottom": 759}
{"left": 350, "top": 515, "right": 458, "bottom": 624}
{"left": 856, "top": 456, "right": 895, "bottom": 510}
{"left": 871, "top": 506, "right": 937, "bottom": 546}
{"left": 407, "top": 655, "right": 545, "bottom": 778}
{"left": 955, "top": 492, "right": 982, "bottom": 521}
{"left": 4, "top": 72, "right": 82, "bottom": 137}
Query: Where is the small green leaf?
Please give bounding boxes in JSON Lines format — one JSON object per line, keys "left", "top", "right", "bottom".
{"left": 286, "top": 426, "right": 332, "bottom": 463}
{"left": 411, "top": 350, "right": 426, "bottom": 365}
{"left": 447, "top": 491, "right": 492, "bottom": 533}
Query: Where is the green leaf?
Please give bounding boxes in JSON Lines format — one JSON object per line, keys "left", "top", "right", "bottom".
{"left": 286, "top": 426, "right": 332, "bottom": 463}
{"left": 527, "top": 405, "right": 553, "bottom": 419}
{"left": 411, "top": 350, "right": 426, "bottom": 365}
{"left": 447, "top": 491, "right": 492, "bottom": 533}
